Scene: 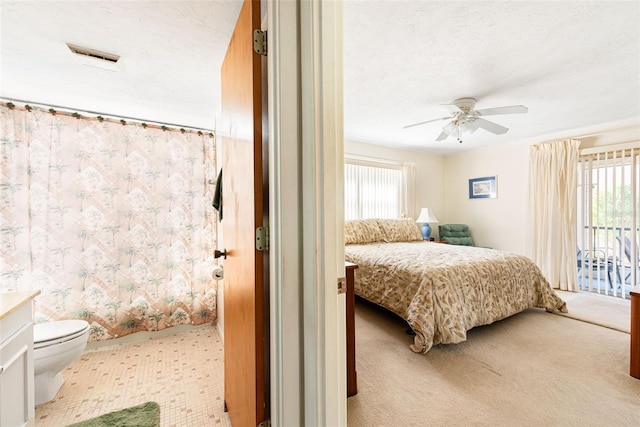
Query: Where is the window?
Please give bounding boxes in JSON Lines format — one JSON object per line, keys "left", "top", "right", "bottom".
{"left": 578, "top": 146, "right": 639, "bottom": 298}
{"left": 344, "top": 157, "right": 413, "bottom": 220}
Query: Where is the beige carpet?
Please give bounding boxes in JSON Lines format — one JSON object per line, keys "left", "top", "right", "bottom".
{"left": 555, "top": 290, "right": 630, "bottom": 333}
{"left": 347, "top": 292, "right": 639, "bottom": 427}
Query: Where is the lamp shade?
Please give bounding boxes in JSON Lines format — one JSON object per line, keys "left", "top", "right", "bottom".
{"left": 416, "top": 208, "right": 439, "bottom": 224}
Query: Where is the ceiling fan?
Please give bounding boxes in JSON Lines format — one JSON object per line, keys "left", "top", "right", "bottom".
{"left": 403, "top": 97, "right": 528, "bottom": 143}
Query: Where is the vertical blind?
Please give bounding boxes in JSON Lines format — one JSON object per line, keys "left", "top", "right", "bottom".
{"left": 344, "top": 160, "right": 404, "bottom": 220}
{"left": 578, "top": 146, "right": 639, "bottom": 298}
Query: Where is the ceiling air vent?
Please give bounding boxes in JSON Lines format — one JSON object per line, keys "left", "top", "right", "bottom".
{"left": 67, "top": 43, "right": 120, "bottom": 62}
{"left": 66, "top": 43, "right": 120, "bottom": 71}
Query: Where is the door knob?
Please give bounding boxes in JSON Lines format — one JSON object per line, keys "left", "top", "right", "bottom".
{"left": 214, "top": 249, "right": 227, "bottom": 259}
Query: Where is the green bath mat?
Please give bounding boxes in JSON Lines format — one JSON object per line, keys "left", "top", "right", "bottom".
{"left": 66, "top": 401, "right": 160, "bottom": 427}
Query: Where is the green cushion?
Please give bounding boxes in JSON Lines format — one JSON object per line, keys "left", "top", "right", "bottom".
{"left": 438, "top": 224, "right": 474, "bottom": 246}
{"left": 442, "top": 236, "right": 474, "bottom": 246}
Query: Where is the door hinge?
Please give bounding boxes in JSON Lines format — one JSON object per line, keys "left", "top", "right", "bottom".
{"left": 258, "top": 421, "right": 270, "bottom": 427}
{"left": 253, "top": 29, "right": 267, "bottom": 56}
{"left": 337, "top": 277, "right": 347, "bottom": 294}
{"left": 256, "top": 226, "right": 269, "bottom": 251}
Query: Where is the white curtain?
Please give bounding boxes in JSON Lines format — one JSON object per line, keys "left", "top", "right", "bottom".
{"left": 529, "top": 139, "right": 580, "bottom": 290}
{"left": 403, "top": 162, "right": 417, "bottom": 219}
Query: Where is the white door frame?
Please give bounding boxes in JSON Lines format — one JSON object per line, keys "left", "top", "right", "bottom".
{"left": 268, "top": 1, "right": 345, "bottom": 426}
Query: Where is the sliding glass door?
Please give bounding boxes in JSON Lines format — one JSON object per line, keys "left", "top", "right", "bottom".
{"left": 578, "top": 147, "right": 639, "bottom": 298}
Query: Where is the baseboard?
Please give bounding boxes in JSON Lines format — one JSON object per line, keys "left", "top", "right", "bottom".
{"left": 215, "top": 320, "right": 224, "bottom": 342}
{"left": 85, "top": 323, "right": 214, "bottom": 350}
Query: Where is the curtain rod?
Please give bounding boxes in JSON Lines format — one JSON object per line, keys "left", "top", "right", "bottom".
{"left": 345, "top": 152, "right": 409, "bottom": 167}
{"left": 580, "top": 141, "right": 640, "bottom": 156}
{"left": 1, "top": 97, "right": 215, "bottom": 136}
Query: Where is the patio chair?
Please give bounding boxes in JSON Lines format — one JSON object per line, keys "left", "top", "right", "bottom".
{"left": 614, "top": 236, "right": 640, "bottom": 285}
{"left": 577, "top": 247, "right": 614, "bottom": 288}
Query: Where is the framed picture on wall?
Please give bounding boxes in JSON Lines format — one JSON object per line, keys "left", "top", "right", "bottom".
{"left": 469, "top": 176, "right": 497, "bottom": 199}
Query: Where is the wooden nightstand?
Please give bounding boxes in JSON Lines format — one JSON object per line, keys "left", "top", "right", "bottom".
{"left": 425, "top": 239, "right": 448, "bottom": 243}
{"left": 345, "top": 262, "right": 358, "bottom": 396}
{"left": 631, "top": 284, "right": 640, "bottom": 379}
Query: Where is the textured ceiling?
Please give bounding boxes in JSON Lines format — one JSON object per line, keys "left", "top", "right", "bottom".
{"left": 1, "top": 1, "right": 639, "bottom": 155}
{"left": 0, "top": 1, "right": 242, "bottom": 130}
{"left": 343, "top": 0, "right": 640, "bottom": 154}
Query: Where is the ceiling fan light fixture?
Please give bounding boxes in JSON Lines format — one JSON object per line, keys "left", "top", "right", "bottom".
{"left": 457, "top": 121, "right": 472, "bottom": 133}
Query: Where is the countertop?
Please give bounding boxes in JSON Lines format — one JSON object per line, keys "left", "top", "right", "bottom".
{"left": 0, "top": 290, "right": 41, "bottom": 320}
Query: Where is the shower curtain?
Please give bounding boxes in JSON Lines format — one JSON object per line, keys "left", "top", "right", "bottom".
{"left": 0, "top": 105, "right": 218, "bottom": 341}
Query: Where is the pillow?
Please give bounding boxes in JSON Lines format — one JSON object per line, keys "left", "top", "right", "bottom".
{"left": 376, "top": 218, "right": 423, "bottom": 242}
{"left": 344, "top": 219, "right": 385, "bottom": 244}
{"left": 442, "top": 236, "right": 474, "bottom": 246}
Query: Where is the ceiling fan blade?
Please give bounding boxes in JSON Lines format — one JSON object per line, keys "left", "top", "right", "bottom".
{"left": 475, "top": 105, "right": 528, "bottom": 116}
{"left": 435, "top": 131, "right": 449, "bottom": 141}
{"left": 475, "top": 118, "right": 509, "bottom": 135}
{"left": 403, "top": 116, "right": 454, "bottom": 129}
{"left": 442, "top": 121, "right": 458, "bottom": 137}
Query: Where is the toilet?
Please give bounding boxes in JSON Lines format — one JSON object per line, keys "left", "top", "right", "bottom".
{"left": 33, "top": 320, "right": 90, "bottom": 405}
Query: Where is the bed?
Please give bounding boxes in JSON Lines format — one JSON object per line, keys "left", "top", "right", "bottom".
{"left": 344, "top": 218, "right": 567, "bottom": 354}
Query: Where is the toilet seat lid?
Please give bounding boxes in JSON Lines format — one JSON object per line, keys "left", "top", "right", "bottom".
{"left": 34, "top": 320, "right": 90, "bottom": 343}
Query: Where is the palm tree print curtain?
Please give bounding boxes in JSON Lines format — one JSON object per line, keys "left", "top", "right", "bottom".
{"left": 1, "top": 105, "right": 218, "bottom": 340}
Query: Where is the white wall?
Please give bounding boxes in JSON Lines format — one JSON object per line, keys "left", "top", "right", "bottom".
{"left": 444, "top": 142, "right": 529, "bottom": 253}
{"left": 345, "top": 140, "right": 445, "bottom": 237}
{"left": 444, "top": 120, "right": 640, "bottom": 255}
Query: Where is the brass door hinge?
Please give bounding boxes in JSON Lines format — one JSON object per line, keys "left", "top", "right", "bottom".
{"left": 337, "top": 277, "right": 347, "bottom": 294}
{"left": 256, "top": 226, "right": 269, "bottom": 251}
{"left": 253, "top": 29, "right": 267, "bottom": 56}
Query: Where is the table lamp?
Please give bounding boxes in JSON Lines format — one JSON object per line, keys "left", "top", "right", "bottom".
{"left": 416, "top": 208, "right": 439, "bottom": 240}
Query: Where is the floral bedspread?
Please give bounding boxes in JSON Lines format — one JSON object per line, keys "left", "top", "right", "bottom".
{"left": 345, "top": 241, "right": 567, "bottom": 353}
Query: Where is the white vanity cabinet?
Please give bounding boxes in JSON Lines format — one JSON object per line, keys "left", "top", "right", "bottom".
{"left": 0, "top": 291, "right": 40, "bottom": 427}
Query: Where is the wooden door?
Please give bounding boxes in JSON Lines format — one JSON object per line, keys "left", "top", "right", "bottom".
{"left": 220, "top": 0, "right": 268, "bottom": 426}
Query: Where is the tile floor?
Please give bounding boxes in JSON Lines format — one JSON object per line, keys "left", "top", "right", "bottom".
{"left": 33, "top": 324, "right": 232, "bottom": 427}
